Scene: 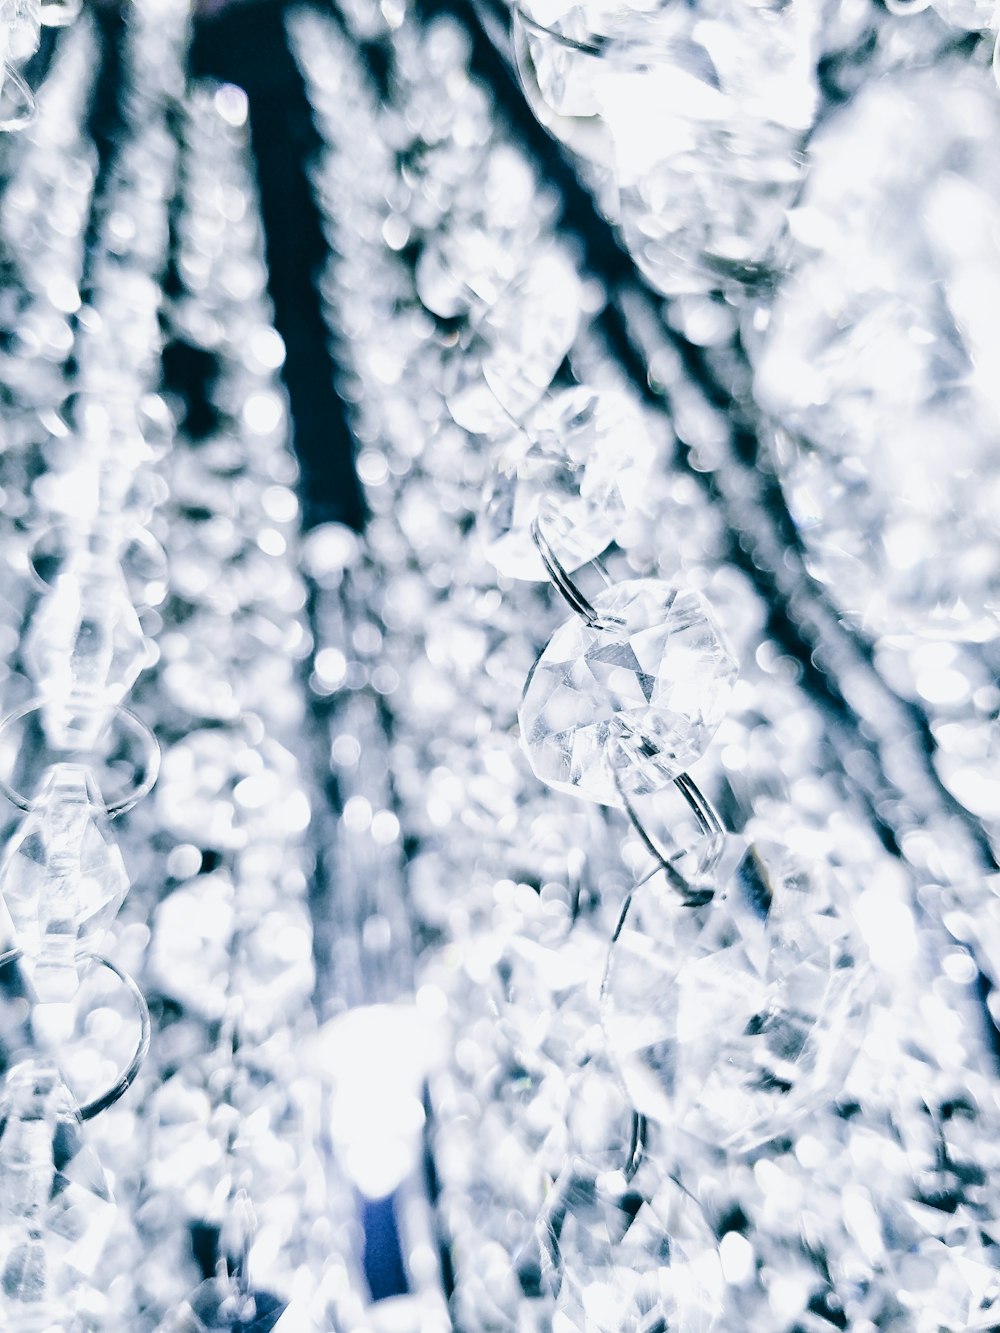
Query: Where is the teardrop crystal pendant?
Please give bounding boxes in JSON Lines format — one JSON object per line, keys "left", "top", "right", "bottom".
{"left": 602, "top": 840, "right": 872, "bottom": 1152}
{"left": 0, "top": 1059, "right": 115, "bottom": 1330}
{"left": 518, "top": 579, "right": 738, "bottom": 806}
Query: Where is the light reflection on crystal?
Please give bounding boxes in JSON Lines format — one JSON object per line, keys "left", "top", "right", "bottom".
{"left": 0, "top": 1060, "right": 115, "bottom": 1329}
{"left": 754, "top": 60, "right": 1000, "bottom": 639}
{"left": 603, "top": 841, "right": 872, "bottom": 1151}
{"left": 481, "top": 385, "right": 655, "bottom": 581}
{"left": 519, "top": 579, "right": 738, "bottom": 805}
{"left": 0, "top": 765, "right": 128, "bottom": 973}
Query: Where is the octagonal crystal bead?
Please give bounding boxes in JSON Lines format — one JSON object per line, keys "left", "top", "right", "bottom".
{"left": 480, "top": 387, "right": 654, "bottom": 581}
{"left": 518, "top": 580, "right": 737, "bottom": 806}
{"left": 445, "top": 248, "right": 582, "bottom": 436}
{"left": 602, "top": 840, "right": 872, "bottom": 1151}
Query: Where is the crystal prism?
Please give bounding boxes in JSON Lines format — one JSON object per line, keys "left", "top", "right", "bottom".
{"left": 602, "top": 840, "right": 872, "bottom": 1150}
{"left": 23, "top": 553, "right": 147, "bottom": 750}
{"left": 480, "top": 387, "right": 654, "bottom": 581}
{"left": 0, "top": 1059, "right": 115, "bottom": 1331}
{"left": 518, "top": 579, "right": 737, "bottom": 806}
{"left": 0, "top": 764, "right": 129, "bottom": 969}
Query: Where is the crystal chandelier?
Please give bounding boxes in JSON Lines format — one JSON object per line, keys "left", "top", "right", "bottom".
{"left": 0, "top": 0, "right": 998, "bottom": 1330}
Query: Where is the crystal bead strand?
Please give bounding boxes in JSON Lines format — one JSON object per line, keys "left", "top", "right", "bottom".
{"left": 295, "top": 5, "right": 1000, "bottom": 1328}
{"left": 452, "top": 17, "right": 1000, "bottom": 1327}
{"left": 502, "top": 0, "right": 1000, "bottom": 884}
{"left": 296, "top": 7, "right": 837, "bottom": 1322}
{"left": 0, "top": 16, "right": 96, "bottom": 415}
{"left": 0, "top": 5, "right": 188, "bottom": 1325}
{"left": 446, "top": 23, "right": 1000, "bottom": 1323}
{"left": 111, "top": 85, "right": 332, "bottom": 1331}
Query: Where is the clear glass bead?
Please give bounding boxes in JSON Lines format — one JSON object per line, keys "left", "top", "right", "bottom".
{"left": 480, "top": 387, "right": 654, "bottom": 581}
{"left": 0, "top": 764, "right": 129, "bottom": 973}
{"left": 518, "top": 579, "right": 737, "bottom": 806}
{"left": 23, "top": 551, "right": 146, "bottom": 749}
{"left": 542, "top": 1166, "right": 725, "bottom": 1333}
{"left": 445, "top": 248, "right": 582, "bottom": 435}
{"left": 602, "top": 840, "right": 872, "bottom": 1151}
{"left": 0, "top": 1060, "right": 115, "bottom": 1329}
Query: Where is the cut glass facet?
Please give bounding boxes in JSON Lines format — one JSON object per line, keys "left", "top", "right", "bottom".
{"left": 0, "top": 764, "right": 129, "bottom": 967}
{"left": 542, "top": 1167, "right": 725, "bottom": 1333}
{"left": 602, "top": 840, "right": 872, "bottom": 1151}
{"left": 480, "top": 386, "right": 654, "bottom": 580}
{"left": 518, "top": 579, "right": 737, "bottom": 805}
{"left": 0, "top": 1060, "right": 115, "bottom": 1331}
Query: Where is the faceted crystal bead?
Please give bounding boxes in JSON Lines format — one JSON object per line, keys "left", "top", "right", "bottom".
{"left": 518, "top": 580, "right": 737, "bottom": 806}
{"left": 753, "top": 61, "right": 1000, "bottom": 638}
{"left": 893, "top": 1221, "right": 1000, "bottom": 1331}
{"left": 445, "top": 248, "right": 582, "bottom": 435}
{"left": 0, "top": 765, "right": 129, "bottom": 978}
{"left": 580, "top": 0, "right": 819, "bottom": 296}
{"left": 480, "top": 387, "right": 654, "bottom": 581}
{"left": 23, "top": 551, "right": 146, "bottom": 750}
{"left": 0, "top": 1060, "right": 115, "bottom": 1330}
{"left": 542, "top": 1167, "right": 724, "bottom": 1333}
{"left": 602, "top": 841, "right": 872, "bottom": 1151}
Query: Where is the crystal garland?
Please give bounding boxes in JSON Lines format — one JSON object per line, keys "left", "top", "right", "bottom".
{"left": 0, "top": 1, "right": 999, "bottom": 1329}
{"left": 0, "top": 14, "right": 336, "bottom": 1330}
{"left": 293, "top": 5, "right": 1000, "bottom": 1328}
{"left": 130, "top": 86, "right": 330, "bottom": 1332}
{"left": 507, "top": 0, "right": 1000, "bottom": 865}
{"left": 0, "top": 0, "right": 186, "bottom": 1324}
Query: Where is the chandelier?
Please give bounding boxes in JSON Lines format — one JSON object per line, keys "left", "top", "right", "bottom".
{"left": 0, "top": 1, "right": 997, "bottom": 1330}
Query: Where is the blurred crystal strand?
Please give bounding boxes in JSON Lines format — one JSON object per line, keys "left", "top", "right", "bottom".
{"left": 748, "top": 54, "right": 1000, "bottom": 847}
{"left": 0, "top": 17, "right": 96, "bottom": 421}
{"left": 89, "top": 84, "right": 332, "bottom": 1331}
{"left": 297, "top": 3, "right": 1000, "bottom": 1330}
{"left": 0, "top": 1, "right": 191, "bottom": 1324}
{"left": 753, "top": 59, "right": 1000, "bottom": 644}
